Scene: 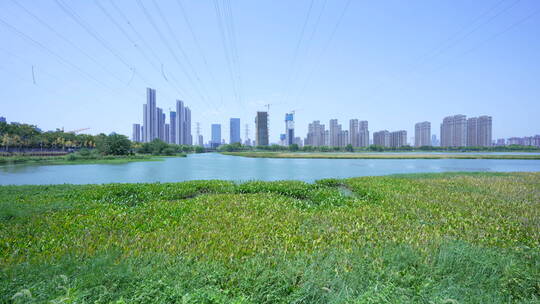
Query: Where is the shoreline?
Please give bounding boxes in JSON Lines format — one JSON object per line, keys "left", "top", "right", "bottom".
{"left": 0, "top": 154, "right": 187, "bottom": 166}
{"left": 221, "top": 151, "right": 540, "bottom": 160}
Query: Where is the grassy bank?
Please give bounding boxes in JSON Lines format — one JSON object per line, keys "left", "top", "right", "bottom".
{"left": 0, "top": 153, "right": 186, "bottom": 166}
{"left": 1, "top": 172, "right": 539, "bottom": 302}
{"left": 222, "top": 151, "right": 540, "bottom": 160}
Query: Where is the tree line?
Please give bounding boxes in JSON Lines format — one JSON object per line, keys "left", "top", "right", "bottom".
{"left": 218, "top": 142, "right": 540, "bottom": 153}
{"left": 0, "top": 122, "right": 203, "bottom": 156}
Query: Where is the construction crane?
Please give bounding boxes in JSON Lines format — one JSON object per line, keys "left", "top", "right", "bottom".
{"left": 66, "top": 128, "right": 91, "bottom": 134}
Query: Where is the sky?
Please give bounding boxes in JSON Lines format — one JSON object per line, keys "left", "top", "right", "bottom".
{"left": 0, "top": 0, "right": 539, "bottom": 143}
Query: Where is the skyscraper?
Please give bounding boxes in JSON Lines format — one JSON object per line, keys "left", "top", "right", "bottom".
{"left": 373, "top": 130, "right": 390, "bottom": 147}
{"left": 390, "top": 130, "right": 407, "bottom": 148}
{"left": 175, "top": 100, "right": 192, "bottom": 145}
{"left": 431, "top": 134, "right": 439, "bottom": 146}
{"left": 230, "top": 118, "right": 241, "bottom": 144}
{"left": 440, "top": 114, "right": 467, "bottom": 147}
{"left": 198, "top": 135, "right": 204, "bottom": 147}
{"left": 132, "top": 123, "right": 141, "bottom": 142}
{"left": 468, "top": 115, "right": 492, "bottom": 147}
{"left": 157, "top": 108, "right": 165, "bottom": 141}
{"left": 164, "top": 123, "right": 170, "bottom": 143}
{"left": 329, "top": 119, "right": 340, "bottom": 147}
{"left": 170, "top": 111, "right": 176, "bottom": 145}
{"left": 414, "top": 121, "right": 431, "bottom": 147}
{"left": 305, "top": 120, "right": 326, "bottom": 147}
{"left": 255, "top": 111, "right": 269, "bottom": 146}
{"left": 175, "top": 100, "right": 185, "bottom": 145}
{"left": 143, "top": 88, "right": 157, "bottom": 142}
{"left": 211, "top": 124, "right": 221, "bottom": 148}
{"left": 477, "top": 115, "right": 492, "bottom": 147}
{"left": 467, "top": 117, "right": 478, "bottom": 147}
{"left": 349, "top": 119, "right": 359, "bottom": 147}
{"left": 185, "top": 107, "right": 192, "bottom": 145}
{"left": 359, "top": 121, "right": 369, "bottom": 147}
{"left": 285, "top": 113, "right": 294, "bottom": 146}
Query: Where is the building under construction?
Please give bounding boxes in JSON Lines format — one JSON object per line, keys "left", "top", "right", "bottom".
{"left": 255, "top": 111, "right": 269, "bottom": 146}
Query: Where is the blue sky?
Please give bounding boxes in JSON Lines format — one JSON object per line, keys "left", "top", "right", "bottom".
{"left": 0, "top": 0, "right": 539, "bottom": 142}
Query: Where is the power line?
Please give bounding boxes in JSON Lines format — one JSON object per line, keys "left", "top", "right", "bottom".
{"left": 0, "top": 16, "right": 121, "bottom": 94}
{"left": 358, "top": 0, "right": 522, "bottom": 103}
{"left": 94, "top": 0, "right": 190, "bottom": 99}
{"left": 283, "top": 0, "right": 328, "bottom": 106}
{"left": 223, "top": 0, "right": 243, "bottom": 107}
{"left": 54, "top": 0, "right": 158, "bottom": 92}
{"left": 174, "top": 0, "right": 225, "bottom": 108}
{"left": 10, "top": 0, "right": 129, "bottom": 87}
{"left": 135, "top": 0, "right": 216, "bottom": 113}
{"left": 291, "top": 0, "right": 352, "bottom": 109}
{"left": 213, "top": 0, "right": 242, "bottom": 110}
{"left": 150, "top": 0, "right": 220, "bottom": 110}
{"left": 107, "top": 0, "right": 199, "bottom": 103}
{"left": 424, "top": 7, "right": 540, "bottom": 83}
{"left": 279, "top": 0, "right": 314, "bottom": 106}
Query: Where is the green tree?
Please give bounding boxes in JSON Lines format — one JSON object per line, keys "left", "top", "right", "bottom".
{"left": 97, "top": 133, "right": 132, "bottom": 155}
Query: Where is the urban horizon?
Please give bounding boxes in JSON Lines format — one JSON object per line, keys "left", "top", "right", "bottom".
{"left": 124, "top": 86, "right": 540, "bottom": 148}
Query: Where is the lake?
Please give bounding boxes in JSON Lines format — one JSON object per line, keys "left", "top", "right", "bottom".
{"left": 1, "top": 153, "right": 540, "bottom": 185}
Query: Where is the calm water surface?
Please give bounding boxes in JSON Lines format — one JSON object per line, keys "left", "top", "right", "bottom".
{"left": 1, "top": 153, "right": 540, "bottom": 185}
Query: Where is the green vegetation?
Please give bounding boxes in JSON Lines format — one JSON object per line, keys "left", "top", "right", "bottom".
{"left": 1, "top": 121, "right": 99, "bottom": 150}
{"left": 135, "top": 138, "right": 204, "bottom": 155}
{"left": 222, "top": 151, "right": 540, "bottom": 159}
{"left": 1, "top": 172, "right": 539, "bottom": 303}
{"left": 217, "top": 142, "right": 540, "bottom": 153}
{"left": 0, "top": 152, "right": 165, "bottom": 166}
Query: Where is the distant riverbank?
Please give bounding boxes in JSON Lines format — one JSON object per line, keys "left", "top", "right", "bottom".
{"left": 0, "top": 153, "right": 186, "bottom": 166}
{"left": 221, "top": 151, "right": 540, "bottom": 160}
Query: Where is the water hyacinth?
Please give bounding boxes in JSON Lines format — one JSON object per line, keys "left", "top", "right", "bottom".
{"left": 0, "top": 172, "right": 539, "bottom": 303}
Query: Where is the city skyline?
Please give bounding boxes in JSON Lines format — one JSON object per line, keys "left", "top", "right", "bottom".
{"left": 1, "top": 1, "right": 539, "bottom": 141}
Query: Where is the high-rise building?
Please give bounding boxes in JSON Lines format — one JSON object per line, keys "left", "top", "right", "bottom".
{"left": 467, "top": 117, "right": 478, "bottom": 147}
{"left": 198, "top": 135, "right": 204, "bottom": 146}
{"left": 255, "top": 111, "right": 269, "bottom": 146}
{"left": 373, "top": 130, "right": 390, "bottom": 147}
{"left": 132, "top": 123, "right": 141, "bottom": 142}
{"left": 230, "top": 118, "right": 241, "bottom": 144}
{"left": 175, "top": 100, "right": 192, "bottom": 145}
{"left": 349, "top": 119, "right": 359, "bottom": 147}
{"left": 170, "top": 111, "right": 176, "bottom": 145}
{"left": 157, "top": 108, "right": 165, "bottom": 141}
{"left": 305, "top": 120, "right": 326, "bottom": 147}
{"left": 0, "top": 116, "right": 6, "bottom": 123}
{"left": 338, "top": 130, "right": 349, "bottom": 147}
{"left": 431, "top": 134, "right": 439, "bottom": 146}
{"left": 390, "top": 130, "right": 407, "bottom": 148}
{"left": 477, "top": 115, "right": 492, "bottom": 147}
{"left": 358, "top": 121, "right": 369, "bottom": 147}
{"left": 329, "top": 119, "right": 340, "bottom": 147}
{"left": 164, "top": 123, "right": 170, "bottom": 143}
{"left": 285, "top": 113, "right": 295, "bottom": 146}
{"left": 279, "top": 133, "right": 287, "bottom": 145}
{"left": 185, "top": 107, "right": 192, "bottom": 145}
{"left": 414, "top": 121, "right": 431, "bottom": 147}
{"left": 440, "top": 114, "right": 467, "bottom": 147}
{"left": 211, "top": 124, "right": 221, "bottom": 148}
{"left": 176, "top": 100, "right": 184, "bottom": 144}
{"left": 143, "top": 88, "right": 157, "bottom": 142}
